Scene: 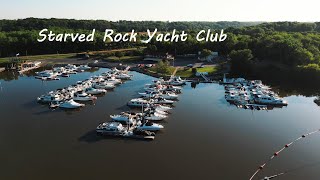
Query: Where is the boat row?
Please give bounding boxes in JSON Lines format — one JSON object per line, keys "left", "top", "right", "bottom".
{"left": 223, "top": 77, "right": 288, "bottom": 110}
{"left": 37, "top": 67, "right": 132, "bottom": 109}
{"left": 96, "top": 76, "right": 187, "bottom": 140}
{"left": 35, "top": 64, "right": 92, "bottom": 80}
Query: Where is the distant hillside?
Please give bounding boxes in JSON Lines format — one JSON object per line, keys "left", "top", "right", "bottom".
{"left": 0, "top": 18, "right": 262, "bottom": 32}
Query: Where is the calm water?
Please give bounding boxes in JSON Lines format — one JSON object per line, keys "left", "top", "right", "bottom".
{"left": 1, "top": 69, "right": 320, "bottom": 180}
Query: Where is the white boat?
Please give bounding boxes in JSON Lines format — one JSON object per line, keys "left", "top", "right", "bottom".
{"left": 59, "top": 99, "right": 85, "bottom": 109}
{"left": 103, "top": 78, "right": 122, "bottom": 85}
{"left": 127, "top": 98, "right": 150, "bottom": 107}
{"left": 168, "top": 76, "right": 186, "bottom": 86}
{"left": 139, "top": 91, "right": 156, "bottom": 98}
{"left": 61, "top": 72, "right": 70, "bottom": 77}
{"left": 53, "top": 67, "right": 65, "bottom": 73}
{"left": 65, "top": 64, "right": 78, "bottom": 70}
{"left": 78, "top": 65, "right": 91, "bottom": 70}
{"left": 154, "top": 108, "right": 168, "bottom": 115}
{"left": 49, "top": 100, "right": 61, "bottom": 108}
{"left": 73, "top": 92, "right": 97, "bottom": 101}
{"left": 37, "top": 93, "right": 63, "bottom": 103}
{"left": 67, "top": 70, "right": 77, "bottom": 74}
{"left": 115, "top": 73, "right": 132, "bottom": 80}
{"left": 110, "top": 112, "right": 140, "bottom": 124}
{"left": 169, "top": 81, "right": 186, "bottom": 86}
{"left": 144, "top": 87, "right": 162, "bottom": 93}
{"left": 158, "top": 92, "right": 178, "bottom": 100}
{"left": 35, "top": 70, "right": 58, "bottom": 79}
{"left": 136, "top": 121, "right": 164, "bottom": 131}
{"left": 144, "top": 112, "right": 167, "bottom": 121}
{"left": 96, "top": 122, "right": 155, "bottom": 140}
{"left": 144, "top": 107, "right": 169, "bottom": 115}
{"left": 151, "top": 97, "right": 174, "bottom": 104}
{"left": 151, "top": 104, "right": 172, "bottom": 111}
{"left": 85, "top": 87, "right": 107, "bottom": 95}
{"left": 41, "top": 76, "right": 60, "bottom": 81}
{"left": 122, "top": 129, "right": 155, "bottom": 140}
{"left": 96, "top": 122, "right": 126, "bottom": 135}
{"left": 225, "top": 94, "right": 244, "bottom": 102}
{"left": 254, "top": 95, "right": 288, "bottom": 105}
{"left": 94, "top": 83, "right": 115, "bottom": 90}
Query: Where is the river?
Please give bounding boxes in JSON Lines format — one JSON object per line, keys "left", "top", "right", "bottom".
{"left": 0, "top": 68, "right": 320, "bottom": 180}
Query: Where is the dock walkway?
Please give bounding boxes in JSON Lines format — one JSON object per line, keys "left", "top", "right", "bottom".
{"left": 193, "top": 63, "right": 203, "bottom": 68}
{"left": 199, "top": 72, "right": 211, "bottom": 82}
{"left": 171, "top": 67, "right": 179, "bottom": 77}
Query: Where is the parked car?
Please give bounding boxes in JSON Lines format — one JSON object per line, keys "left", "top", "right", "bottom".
{"left": 146, "top": 64, "right": 154, "bottom": 68}
{"left": 187, "top": 64, "right": 194, "bottom": 68}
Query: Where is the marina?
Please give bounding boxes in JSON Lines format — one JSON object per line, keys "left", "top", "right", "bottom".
{"left": 0, "top": 1, "right": 318, "bottom": 179}
{"left": 1, "top": 67, "right": 320, "bottom": 180}
{"left": 18, "top": 61, "right": 42, "bottom": 74}
{"left": 222, "top": 77, "right": 288, "bottom": 110}
{"left": 35, "top": 64, "right": 185, "bottom": 140}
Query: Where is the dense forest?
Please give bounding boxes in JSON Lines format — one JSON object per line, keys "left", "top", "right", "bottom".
{"left": 1, "top": 18, "right": 320, "bottom": 77}
{"left": 0, "top": 18, "right": 260, "bottom": 32}
{"left": 0, "top": 18, "right": 260, "bottom": 57}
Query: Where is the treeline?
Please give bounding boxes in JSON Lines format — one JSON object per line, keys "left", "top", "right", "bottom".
{"left": 0, "top": 18, "right": 260, "bottom": 32}
{"left": 0, "top": 18, "right": 261, "bottom": 57}
{"left": 1, "top": 18, "right": 320, "bottom": 75}
{"left": 0, "top": 29, "right": 136, "bottom": 57}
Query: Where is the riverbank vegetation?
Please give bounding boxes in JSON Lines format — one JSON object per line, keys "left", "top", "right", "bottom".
{"left": 1, "top": 19, "right": 320, "bottom": 81}
{"left": 175, "top": 66, "right": 217, "bottom": 78}
{"left": 148, "top": 61, "right": 175, "bottom": 76}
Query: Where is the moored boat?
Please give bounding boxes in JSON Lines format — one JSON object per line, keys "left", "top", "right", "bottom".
{"left": 59, "top": 99, "right": 85, "bottom": 109}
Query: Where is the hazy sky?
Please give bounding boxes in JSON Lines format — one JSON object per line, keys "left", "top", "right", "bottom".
{"left": 1, "top": 0, "right": 319, "bottom": 21}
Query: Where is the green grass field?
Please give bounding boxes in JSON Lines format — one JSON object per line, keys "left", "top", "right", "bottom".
{"left": 176, "top": 66, "right": 217, "bottom": 78}
{"left": 148, "top": 66, "right": 176, "bottom": 76}
{"left": 0, "top": 47, "right": 144, "bottom": 64}
{"left": 0, "top": 53, "right": 76, "bottom": 64}
{"left": 105, "top": 56, "right": 143, "bottom": 62}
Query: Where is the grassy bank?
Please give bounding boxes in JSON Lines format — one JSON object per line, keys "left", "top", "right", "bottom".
{"left": 0, "top": 47, "right": 144, "bottom": 66}
{"left": 142, "top": 65, "right": 219, "bottom": 79}
{"left": 104, "top": 56, "right": 143, "bottom": 62}
{"left": 147, "top": 66, "right": 176, "bottom": 77}
{"left": 176, "top": 66, "right": 217, "bottom": 78}
{"left": 0, "top": 53, "right": 76, "bottom": 63}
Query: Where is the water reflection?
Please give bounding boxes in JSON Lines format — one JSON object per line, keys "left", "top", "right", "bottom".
{"left": 0, "top": 67, "right": 100, "bottom": 82}
{"left": 314, "top": 97, "right": 320, "bottom": 107}
{"left": 0, "top": 70, "right": 20, "bottom": 81}
{"left": 1, "top": 68, "right": 320, "bottom": 180}
{"left": 230, "top": 68, "right": 320, "bottom": 97}
{"left": 191, "top": 81, "right": 199, "bottom": 89}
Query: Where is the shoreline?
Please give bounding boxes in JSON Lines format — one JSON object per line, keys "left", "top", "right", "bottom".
{"left": 1, "top": 57, "right": 222, "bottom": 83}
{"left": 89, "top": 62, "right": 219, "bottom": 83}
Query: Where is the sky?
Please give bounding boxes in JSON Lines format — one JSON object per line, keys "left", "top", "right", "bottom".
{"left": 0, "top": 0, "right": 319, "bottom": 22}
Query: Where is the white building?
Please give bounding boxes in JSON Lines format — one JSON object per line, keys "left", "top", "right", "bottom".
{"left": 199, "top": 52, "right": 218, "bottom": 62}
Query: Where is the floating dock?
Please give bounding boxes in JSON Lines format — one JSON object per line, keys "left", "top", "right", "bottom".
{"left": 18, "top": 61, "right": 42, "bottom": 74}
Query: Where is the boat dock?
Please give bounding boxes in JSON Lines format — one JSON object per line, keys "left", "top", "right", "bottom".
{"left": 18, "top": 61, "right": 42, "bottom": 74}
{"left": 199, "top": 73, "right": 211, "bottom": 82}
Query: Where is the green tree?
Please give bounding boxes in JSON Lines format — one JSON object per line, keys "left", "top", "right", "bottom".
{"left": 115, "top": 51, "right": 124, "bottom": 60}
{"left": 230, "top": 49, "right": 254, "bottom": 74}
{"left": 200, "top": 49, "right": 212, "bottom": 58}
{"left": 146, "top": 45, "right": 158, "bottom": 55}
{"left": 156, "top": 60, "right": 170, "bottom": 74}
